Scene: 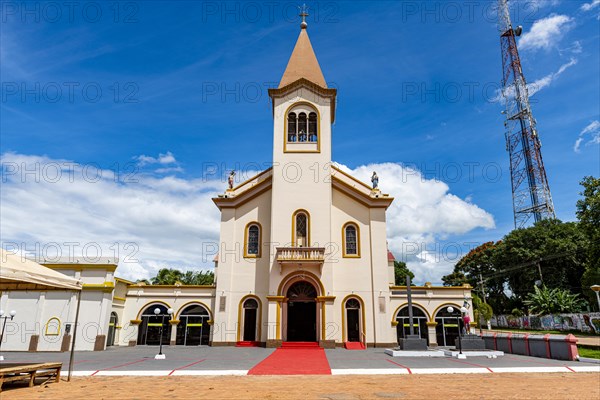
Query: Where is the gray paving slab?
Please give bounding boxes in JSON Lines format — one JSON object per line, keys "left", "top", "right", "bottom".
{"left": 325, "top": 348, "right": 596, "bottom": 370}
{"left": 2, "top": 346, "right": 597, "bottom": 373}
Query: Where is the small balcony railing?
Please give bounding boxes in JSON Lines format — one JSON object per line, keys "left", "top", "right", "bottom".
{"left": 276, "top": 247, "right": 325, "bottom": 263}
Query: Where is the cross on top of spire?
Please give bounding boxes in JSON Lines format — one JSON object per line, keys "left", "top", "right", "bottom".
{"left": 299, "top": 4, "right": 309, "bottom": 29}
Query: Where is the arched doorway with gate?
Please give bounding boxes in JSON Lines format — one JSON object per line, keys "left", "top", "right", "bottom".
{"left": 176, "top": 303, "right": 211, "bottom": 346}
{"left": 434, "top": 304, "right": 461, "bottom": 347}
{"left": 395, "top": 305, "right": 430, "bottom": 345}
{"left": 137, "top": 304, "right": 172, "bottom": 346}
{"left": 285, "top": 281, "right": 318, "bottom": 342}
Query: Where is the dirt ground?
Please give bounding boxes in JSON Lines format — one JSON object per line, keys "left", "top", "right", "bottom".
{"left": 3, "top": 373, "right": 600, "bottom": 400}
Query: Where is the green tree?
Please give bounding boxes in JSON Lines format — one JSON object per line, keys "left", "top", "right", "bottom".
{"left": 494, "top": 219, "right": 588, "bottom": 308}
{"left": 472, "top": 294, "right": 494, "bottom": 329}
{"left": 442, "top": 271, "right": 468, "bottom": 287}
{"left": 442, "top": 241, "right": 509, "bottom": 313}
{"left": 576, "top": 176, "right": 600, "bottom": 308}
{"left": 524, "top": 285, "right": 586, "bottom": 315}
{"left": 181, "top": 270, "right": 215, "bottom": 285}
{"left": 394, "top": 261, "right": 415, "bottom": 286}
{"left": 150, "top": 268, "right": 214, "bottom": 285}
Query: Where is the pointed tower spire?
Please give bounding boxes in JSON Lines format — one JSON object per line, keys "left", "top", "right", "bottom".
{"left": 278, "top": 5, "right": 327, "bottom": 89}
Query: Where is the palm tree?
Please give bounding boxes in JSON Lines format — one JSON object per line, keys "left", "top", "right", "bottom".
{"left": 524, "top": 285, "right": 586, "bottom": 315}
{"left": 151, "top": 268, "right": 183, "bottom": 285}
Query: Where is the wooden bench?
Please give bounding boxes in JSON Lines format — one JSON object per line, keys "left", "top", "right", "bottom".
{"left": 0, "top": 362, "right": 62, "bottom": 392}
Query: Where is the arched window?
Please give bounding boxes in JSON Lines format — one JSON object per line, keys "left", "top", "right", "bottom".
{"left": 308, "top": 112, "right": 318, "bottom": 142}
{"left": 294, "top": 211, "right": 309, "bottom": 247}
{"left": 298, "top": 113, "right": 307, "bottom": 142}
{"left": 287, "top": 112, "right": 297, "bottom": 142}
{"left": 343, "top": 223, "right": 360, "bottom": 257}
{"left": 245, "top": 223, "right": 261, "bottom": 258}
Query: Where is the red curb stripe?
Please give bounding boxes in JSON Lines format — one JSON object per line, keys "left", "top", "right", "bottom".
{"left": 447, "top": 357, "right": 493, "bottom": 373}
{"left": 386, "top": 359, "right": 412, "bottom": 374}
{"left": 91, "top": 358, "right": 147, "bottom": 375}
{"left": 168, "top": 359, "right": 206, "bottom": 375}
{"left": 565, "top": 366, "right": 576, "bottom": 373}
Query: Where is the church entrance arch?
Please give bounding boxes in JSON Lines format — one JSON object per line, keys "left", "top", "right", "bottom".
{"left": 285, "top": 281, "right": 318, "bottom": 342}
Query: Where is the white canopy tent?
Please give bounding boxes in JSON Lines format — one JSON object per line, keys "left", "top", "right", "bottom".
{"left": 0, "top": 249, "right": 82, "bottom": 291}
{"left": 0, "top": 249, "right": 83, "bottom": 380}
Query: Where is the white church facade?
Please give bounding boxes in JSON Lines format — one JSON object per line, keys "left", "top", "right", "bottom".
{"left": 0, "top": 23, "right": 473, "bottom": 353}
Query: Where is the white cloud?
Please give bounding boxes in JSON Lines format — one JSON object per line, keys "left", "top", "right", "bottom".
{"left": 493, "top": 58, "right": 577, "bottom": 103}
{"left": 574, "top": 120, "right": 600, "bottom": 152}
{"left": 581, "top": 0, "right": 600, "bottom": 11}
{"left": 528, "top": 58, "right": 577, "bottom": 96}
{"left": 136, "top": 151, "right": 177, "bottom": 166}
{"left": 1, "top": 154, "right": 495, "bottom": 285}
{"left": 519, "top": 14, "right": 573, "bottom": 51}
{"left": 0, "top": 152, "right": 223, "bottom": 281}
{"left": 529, "top": 0, "right": 560, "bottom": 8}
{"left": 339, "top": 162, "right": 496, "bottom": 284}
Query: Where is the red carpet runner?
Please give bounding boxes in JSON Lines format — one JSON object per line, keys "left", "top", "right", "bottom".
{"left": 248, "top": 343, "right": 331, "bottom": 375}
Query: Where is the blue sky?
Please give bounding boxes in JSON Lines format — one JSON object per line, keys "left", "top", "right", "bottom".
{"left": 1, "top": 1, "right": 599, "bottom": 283}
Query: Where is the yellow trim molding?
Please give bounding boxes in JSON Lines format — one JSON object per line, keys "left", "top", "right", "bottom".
{"left": 277, "top": 270, "right": 325, "bottom": 296}
{"left": 431, "top": 303, "right": 463, "bottom": 322}
{"left": 232, "top": 167, "right": 273, "bottom": 192}
{"left": 169, "top": 320, "right": 180, "bottom": 325}
{"left": 266, "top": 296, "right": 285, "bottom": 302}
{"left": 316, "top": 296, "right": 336, "bottom": 302}
{"left": 391, "top": 302, "right": 432, "bottom": 323}
{"left": 175, "top": 301, "right": 213, "bottom": 320}
{"left": 390, "top": 284, "right": 472, "bottom": 290}
{"left": 331, "top": 165, "right": 372, "bottom": 191}
{"left": 130, "top": 319, "right": 142, "bottom": 325}
{"left": 82, "top": 282, "right": 115, "bottom": 292}
{"left": 113, "top": 296, "right": 126, "bottom": 302}
{"left": 135, "top": 300, "right": 172, "bottom": 320}
{"left": 391, "top": 321, "right": 399, "bottom": 327}
{"left": 44, "top": 264, "right": 117, "bottom": 272}
{"left": 44, "top": 317, "right": 61, "bottom": 336}
{"left": 426, "top": 322, "right": 438, "bottom": 327}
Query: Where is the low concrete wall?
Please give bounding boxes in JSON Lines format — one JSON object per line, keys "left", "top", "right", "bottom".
{"left": 482, "top": 332, "right": 578, "bottom": 361}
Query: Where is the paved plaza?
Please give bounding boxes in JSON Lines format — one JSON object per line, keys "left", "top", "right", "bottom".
{"left": 3, "top": 346, "right": 598, "bottom": 376}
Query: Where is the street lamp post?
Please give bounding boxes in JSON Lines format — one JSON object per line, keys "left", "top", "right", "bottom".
{"left": 591, "top": 285, "right": 600, "bottom": 311}
{"left": 447, "top": 306, "right": 467, "bottom": 358}
{"left": 154, "top": 307, "right": 174, "bottom": 360}
{"left": 0, "top": 309, "right": 17, "bottom": 361}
